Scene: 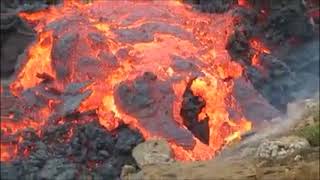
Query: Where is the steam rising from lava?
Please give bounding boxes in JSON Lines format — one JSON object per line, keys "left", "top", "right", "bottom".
{"left": 2, "top": 0, "right": 252, "bottom": 161}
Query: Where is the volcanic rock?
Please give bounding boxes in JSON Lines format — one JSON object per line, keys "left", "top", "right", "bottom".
{"left": 115, "top": 22, "right": 193, "bottom": 43}
{"left": 256, "top": 136, "right": 310, "bottom": 161}
{"left": 64, "top": 81, "right": 92, "bottom": 95}
{"left": 181, "top": 88, "right": 209, "bottom": 144}
{"left": 77, "top": 56, "right": 103, "bottom": 78}
{"left": 88, "top": 32, "right": 106, "bottom": 47}
{"left": 193, "top": 0, "right": 236, "bottom": 13}
{"left": 132, "top": 140, "right": 173, "bottom": 168}
{"left": 98, "top": 51, "right": 119, "bottom": 67}
{"left": 115, "top": 126, "right": 144, "bottom": 154}
{"left": 1, "top": 32, "right": 34, "bottom": 78}
{"left": 51, "top": 32, "right": 79, "bottom": 80}
{"left": 0, "top": 163, "right": 19, "bottom": 180}
{"left": 223, "top": 0, "right": 318, "bottom": 112}
{"left": 264, "top": 2, "right": 314, "bottom": 42}
{"left": 51, "top": 32, "right": 79, "bottom": 62}
{"left": 0, "top": 0, "right": 37, "bottom": 78}
{"left": 170, "top": 55, "right": 203, "bottom": 77}
{"left": 46, "top": 19, "right": 70, "bottom": 34}
{"left": 233, "top": 77, "right": 281, "bottom": 126}
{"left": 114, "top": 72, "right": 195, "bottom": 148}
{"left": 0, "top": 92, "right": 25, "bottom": 119}
{"left": 115, "top": 47, "right": 132, "bottom": 60}
{"left": 52, "top": 89, "right": 92, "bottom": 119}
{"left": 21, "top": 88, "right": 47, "bottom": 108}
{"left": 36, "top": 73, "right": 55, "bottom": 85}
{"left": 226, "top": 27, "right": 250, "bottom": 56}
{"left": 255, "top": 40, "right": 319, "bottom": 111}
{"left": 0, "top": 120, "right": 144, "bottom": 179}
{"left": 93, "top": 162, "right": 118, "bottom": 179}
{"left": 39, "top": 158, "right": 77, "bottom": 180}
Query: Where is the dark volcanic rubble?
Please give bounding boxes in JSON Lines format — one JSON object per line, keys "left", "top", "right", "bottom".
{"left": 223, "top": 0, "right": 319, "bottom": 111}
{"left": 0, "top": 80, "right": 143, "bottom": 179}
{"left": 1, "top": 120, "right": 143, "bottom": 180}
{"left": 187, "top": 0, "right": 319, "bottom": 111}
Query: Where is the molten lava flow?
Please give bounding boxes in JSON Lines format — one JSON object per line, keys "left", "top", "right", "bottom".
{"left": 10, "top": 31, "right": 55, "bottom": 95}
{"left": 1, "top": 117, "right": 44, "bottom": 161}
{"left": 249, "top": 38, "right": 271, "bottom": 75}
{"left": 249, "top": 38, "right": 271, "bottom": 55}
{"left": 238, "top": 0, "right": 250, "bottom": 8}
{"left": 2, "top": 0, "right": 252, "bottom": 161}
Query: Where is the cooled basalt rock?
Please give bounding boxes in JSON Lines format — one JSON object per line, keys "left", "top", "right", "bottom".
{"left": 114, "top": 72, "right": 196, "bottom": 149}
{"left": 191, "top": 0, "right": 236, "bottom": 13}
{"left": 39, "top": 158, "right": 77, "bottom": 180}
{"left": 224, "top": 0, "right": 319, "bottom": 112}
{"left": 263, "top": 1, "right": 314, "bottom": 42}
{"left": 256, "top": 40, "right": 319, "bottom": 111}
{"left": 233, "top": 77, "right": 281, "bottom": 126}
{"left": 98, "top": 51, "right": 119, "bottom": 68}
{"left": 51, "top": 32, "right": 79, "bottom": 80}
{"left": 115, "top": 22, "right": 193, "bottom": 43}
{"left": 0, "top": 121, "right": 143, "bottom": 179}
{"left": 115, "top": 126, "right": 145, "bottom": 154}
{"left": 181, "top": 88, "right": 209, "bottom": 144}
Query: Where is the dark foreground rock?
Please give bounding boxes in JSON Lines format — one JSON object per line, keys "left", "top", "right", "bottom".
{"left": 0, "top": 121, "right": 144, "bottom": 180}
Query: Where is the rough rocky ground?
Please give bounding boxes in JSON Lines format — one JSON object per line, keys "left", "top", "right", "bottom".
{"left": 124, "top": 97, "right": 320, "bottom": 180}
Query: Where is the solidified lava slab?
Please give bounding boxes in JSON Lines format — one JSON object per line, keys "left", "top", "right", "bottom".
{"left": 114, "top": 72, "right": 195, "bottom": 148}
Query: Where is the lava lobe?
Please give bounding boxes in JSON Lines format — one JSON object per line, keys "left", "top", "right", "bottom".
{"left": 114, "top": 72, "right": 196, "bottom": 149}
{"left": 3, "top": 0, "right": 252, "bottom": 161}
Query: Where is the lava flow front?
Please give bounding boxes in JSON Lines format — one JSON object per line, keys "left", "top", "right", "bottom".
{"left": 2, "top": 0, "right": 252, "bottom": 161}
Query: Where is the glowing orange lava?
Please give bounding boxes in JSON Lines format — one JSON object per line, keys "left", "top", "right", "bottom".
{"left": 1, "top": 117, "right": 44, "bottom": 161}
{"left": 249, "top": 38, "right": 270, "bottom": 74}
{"left": 2, "top": 0, "right": 252, "bottom": 161}
{"left": 238, "top": 0, "right": 250, "bottom": 8}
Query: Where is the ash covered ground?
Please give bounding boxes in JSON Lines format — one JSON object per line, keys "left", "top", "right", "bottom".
{"left": 1, "top": 0, "right": 319, "bottom": 179}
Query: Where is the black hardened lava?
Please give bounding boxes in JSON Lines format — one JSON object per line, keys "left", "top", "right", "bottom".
{"left": 1, "top": 120, "right": 143, "bottom": 179}
{"left": 225, "top": 0, "right": 318, "bottom": 111}
{"left": 180, "top": 87, "right": 209, "bottom": 145}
